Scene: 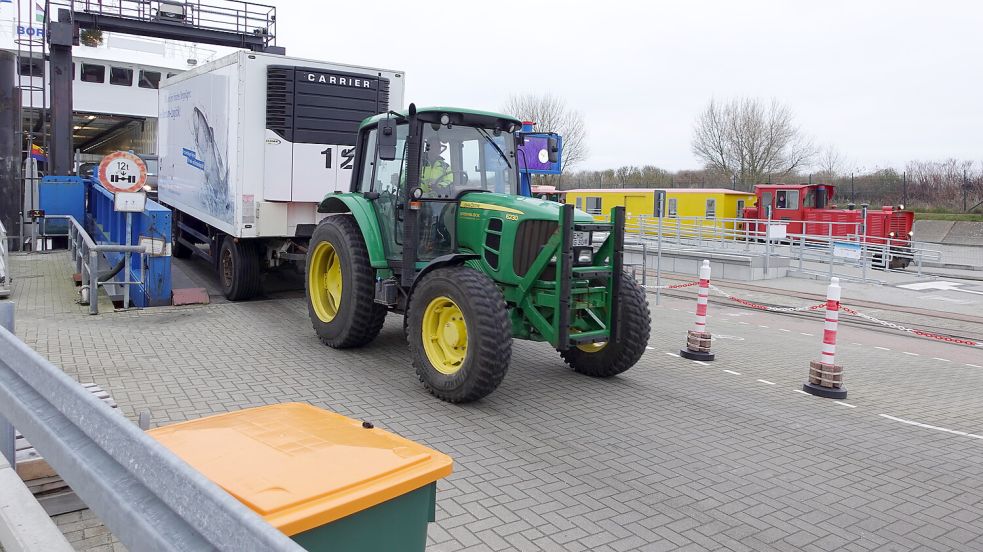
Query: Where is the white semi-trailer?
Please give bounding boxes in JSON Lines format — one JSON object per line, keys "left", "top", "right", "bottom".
{"left": 158, "top": 51, "right": 404, "bottom": 299}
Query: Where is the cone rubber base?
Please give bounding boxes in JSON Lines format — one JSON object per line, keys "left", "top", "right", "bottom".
{"left": 680, "top": 349, "right": 715, "bottom": 361}
{"left": 802, "top": 382, "right": 847, "bottom": 399}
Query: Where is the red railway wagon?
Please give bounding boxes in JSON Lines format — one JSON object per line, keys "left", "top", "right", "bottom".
{"left": 742, "top": 183, "right": 914, "bottom": 268}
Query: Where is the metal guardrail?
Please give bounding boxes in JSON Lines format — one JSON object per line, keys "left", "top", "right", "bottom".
{"left": 612, "top": 214, "right": 945, "bottom": 284}
{"left": 40, "top": 215, "right": 149, "bottom": 315}
{"left": 0, "top": 220, "right": 9, "bottom": 299}
{"left": 0, "top": 302, "right": 303, "bottom": 551}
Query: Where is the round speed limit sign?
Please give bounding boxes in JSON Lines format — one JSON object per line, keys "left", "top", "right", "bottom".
{"left": 98, "top": 151, "right": 148, "bottom": 193}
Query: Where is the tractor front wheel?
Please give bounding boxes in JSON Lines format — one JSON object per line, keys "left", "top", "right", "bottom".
{"left": 560, "top": 272, "right": 651, "bottom": 377}
{"left": 407, "top": 266, "right": 511, "bottom": 403}
{"left": 306, "top": 215, "right": 387, "bottom": 348}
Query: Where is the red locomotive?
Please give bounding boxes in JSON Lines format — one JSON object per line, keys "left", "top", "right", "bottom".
{"left": 742, "top": 183, "right": 914, "bottom": 268}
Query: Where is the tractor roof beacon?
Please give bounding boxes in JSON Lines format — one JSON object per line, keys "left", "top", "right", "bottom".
{"left": 305, "top": 104, "right": 651, "bottom": 402}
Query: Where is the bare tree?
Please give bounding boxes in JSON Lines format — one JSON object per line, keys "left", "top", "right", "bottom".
{"left": 815, "top": 144, "right": 844, "bottom": 179}
{"left": 691, "top": 97, "right": 816, "bottom": 189}
{"left": 502, "top": 93, "right": 588, "bottom": 176}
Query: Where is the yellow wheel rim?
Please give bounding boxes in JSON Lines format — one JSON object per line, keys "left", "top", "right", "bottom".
{"left": 576, "top": 342, "right": 607, "bottom": 353}
{"left": 421, "top": 296, "right": 468, "bottom": 375}
{"left": 308, "top": 241, "right": 343, "bottom": 322}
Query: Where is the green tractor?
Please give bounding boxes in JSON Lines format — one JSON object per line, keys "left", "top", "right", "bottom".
{"left": 306, "top": 105, "right": 650, "bottom": 402}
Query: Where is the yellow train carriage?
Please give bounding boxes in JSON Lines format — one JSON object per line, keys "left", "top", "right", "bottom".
{"left": 562, "top": 188, "right": 756, "bottom": 234}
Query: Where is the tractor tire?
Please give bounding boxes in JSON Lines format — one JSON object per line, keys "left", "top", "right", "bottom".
{"left": 306, "top": 215, "right": 387, "bottom": 348}
{"left": 407, "top": 266, "right": 511, "bottom": 403}
{"left": 560, "top": 272, "right": 650, "bottom": 377}
{"left": 218, "top": 236, "right": 262, "bottom": 301}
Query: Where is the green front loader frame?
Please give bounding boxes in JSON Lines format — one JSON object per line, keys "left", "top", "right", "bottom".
{"left": 497, "top": 205, "right": 626, "bottom": 350}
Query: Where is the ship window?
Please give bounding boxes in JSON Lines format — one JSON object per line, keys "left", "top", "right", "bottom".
{"left": 585, "top": 197, "right": 602, "bottom": 215}
{"left": 110, "top": 67, "right": 133, "bottom": 86}
{"left": 706, "top": 198, "right": 716, "bottom": 219}
{"left": 18, "top": 57, "right": 43, "bottom": 77}
{"left": 138, "top": 70, "right": 161, "bottom": 89}
{"left": 81, "top": 63, "right": 105, "bottom": 83}
{"left": 667, "top": 198, "right": 677, "bottom": 217}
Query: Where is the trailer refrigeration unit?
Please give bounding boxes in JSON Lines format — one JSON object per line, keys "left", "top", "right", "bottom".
{"left": 158, "top": 51, "right": 405, "bottom": 299}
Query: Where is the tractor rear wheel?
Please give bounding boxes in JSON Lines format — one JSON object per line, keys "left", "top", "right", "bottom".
{"left": 560, "top": 272, "right": 650, "bottom": 377}
{"left": 306, "top": 215, "right": 387, "bottom": 348}
{"left": 407, "top": 266, "right": 511, "bottom": 403}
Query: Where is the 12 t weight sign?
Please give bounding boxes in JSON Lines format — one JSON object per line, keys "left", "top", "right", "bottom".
{"left": 98, "top": 151, "right": 148, "bottom": 193}
{"left": 321, "top": 146, "right": 354, "bottom": 170}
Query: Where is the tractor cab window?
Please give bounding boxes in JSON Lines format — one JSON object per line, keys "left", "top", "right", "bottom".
{"left": 776, "top": 190, "right": 799, "bottom": 209}
{"left": 361, "top": 124, "right": 410, "bottom": 261}
{"left": 419, "top": 124, "right": 516, "bottom": 199}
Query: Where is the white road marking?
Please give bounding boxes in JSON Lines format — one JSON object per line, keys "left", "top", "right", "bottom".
{"left": 875, "top": 346, "right": 891, "bottom": 351}
{"left": 879, "top": 414, "right": 983, "bottom": 440}
{"left": 646, "top": 346, "right": 655, "bottom": 350}
{"left": 693, "top": 361, "right": 709, "bottom": 366}
{"left": 800, "top": 332, "right": 814, "bottom": 336}
{"left": 757, "top": 379, "right": 776, "bottom": 385}
{"left": 665, "top": 352, "right": 680, "bottom": 357}
{"left": 834, "top": 402, "right": 857, "bottom": 408}
{"left": 758, "top": 325, "right": 769, "bottom": 329}
{"left": 779, "top": 329, "right": 791, "bottom": 333}
{"left": 671, "top": 308, "right": 679, "bottom": 311}
{"left": 851, "top": 342, "right": 863, "bottom": 346}
{"left": 932, "top": 357, "right": 951, "bottom": 363}
{"left": 794, "top": 389, "right": 809, "bottom": 395}
{"left": 723, "top": 370, "right": 742, "bottom": 375}
{"left": 738, "top": 321, "right": 750, "bottom": 325}
{"left": 902, "top": 352, "right": 919, "bottom": 356}
{"left": 967, "top": 363, "right": 982, "bottom": 368}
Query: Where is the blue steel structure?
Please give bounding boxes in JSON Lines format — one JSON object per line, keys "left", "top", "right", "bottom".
{"left": 515, "top": 122, "right": 563, "bottom": 197}
{"left": 85, "top": 180, "right": 172, "bottom": 307}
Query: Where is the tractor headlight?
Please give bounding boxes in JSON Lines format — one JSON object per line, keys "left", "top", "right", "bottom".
{"left": 576, "top": 247, "right": 594, "bottom": 265}
{"left": 572, "top": 231, "right": 591, "bottom": 247}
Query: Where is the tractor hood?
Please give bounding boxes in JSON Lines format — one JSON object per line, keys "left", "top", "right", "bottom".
{"left": 457, "top": 192, "right": 594, "bottom": 223}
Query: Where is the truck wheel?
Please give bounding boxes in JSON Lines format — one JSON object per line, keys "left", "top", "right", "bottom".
{"left": 407, "top": 266, "right": 511, "bottom": 403}
{"left": 560, "top": 272, "right": 650, "bottom": 377}
{"left": 306, "top": 215, "right": 387, "bottom": 348}
{"left": 218, "top": 236, "right": 262, "bottom": 300}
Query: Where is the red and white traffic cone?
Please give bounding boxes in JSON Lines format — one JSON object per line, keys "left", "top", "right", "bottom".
{"left": 680, "top": 260, "right": 714, "bottom": 361}
{"left": 803, "top": 277, "right": 847, "bottom": 399}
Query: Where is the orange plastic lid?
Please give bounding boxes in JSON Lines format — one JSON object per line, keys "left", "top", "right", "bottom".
{"left": 147, "top": 403, "right": 453, "bottom": 536}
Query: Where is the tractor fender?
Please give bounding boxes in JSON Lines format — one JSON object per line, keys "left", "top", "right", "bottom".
{"left": 411, "top": 253, "right": 480, "bottom": 292}
{"left": 317, "top": 194, "right": 388, "bottom": 269}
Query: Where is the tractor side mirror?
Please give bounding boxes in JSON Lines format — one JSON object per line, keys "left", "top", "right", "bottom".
{"left": 377, "top": 118, "right": 398, "bottom": 161}
{"left": 547, "top": 137, "right": 559, "bottom": 163}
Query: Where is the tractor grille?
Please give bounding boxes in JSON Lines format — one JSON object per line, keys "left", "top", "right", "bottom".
{"left": 513, "top": 220, "right": 558, "bottom": 278}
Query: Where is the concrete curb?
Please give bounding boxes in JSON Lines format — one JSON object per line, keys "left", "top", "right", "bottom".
{"left": 0, "top": 456, "right": 74, "bottom": 552}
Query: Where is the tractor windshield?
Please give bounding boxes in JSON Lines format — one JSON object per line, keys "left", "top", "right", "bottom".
{"left": 419, "top": 124, "right": 517, "bottom": 199}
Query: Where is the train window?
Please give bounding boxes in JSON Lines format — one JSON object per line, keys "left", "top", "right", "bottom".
{"left": 736, "top": 200, "right": 745, "bottom": 217}
{"left": 667, "top": 198, "right": 677, "bottom": 218}
{"left": 705, "top": 198, "right": 716, "bottom": 219}
{"left": 575, "top": 197, "right": 582, "bottom": 210}
{"left": 110, "top": 67, "right": 134, "bottom": 86}
{"left": 585, "top": 197, "right": 603, "bottom": 215}
{"left": 776, "top": 190, "right": 799, "bottom": 209}
{"left": 761, "top": 192, "right": 773, "bottom": 210}
{"left": 139, "top": 70, "right": 161, "bottom": 89}
{"left": 81, "top": 63, "right": 105, "bottom": 83}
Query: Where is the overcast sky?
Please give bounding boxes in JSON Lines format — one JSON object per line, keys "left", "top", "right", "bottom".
{"left": 272, "top": 1, "right": 982, "bottom": 173}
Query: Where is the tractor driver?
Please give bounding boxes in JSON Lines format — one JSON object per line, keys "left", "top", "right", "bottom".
{"left": 421, "top": 136, "right": 454, "bottom": 195}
